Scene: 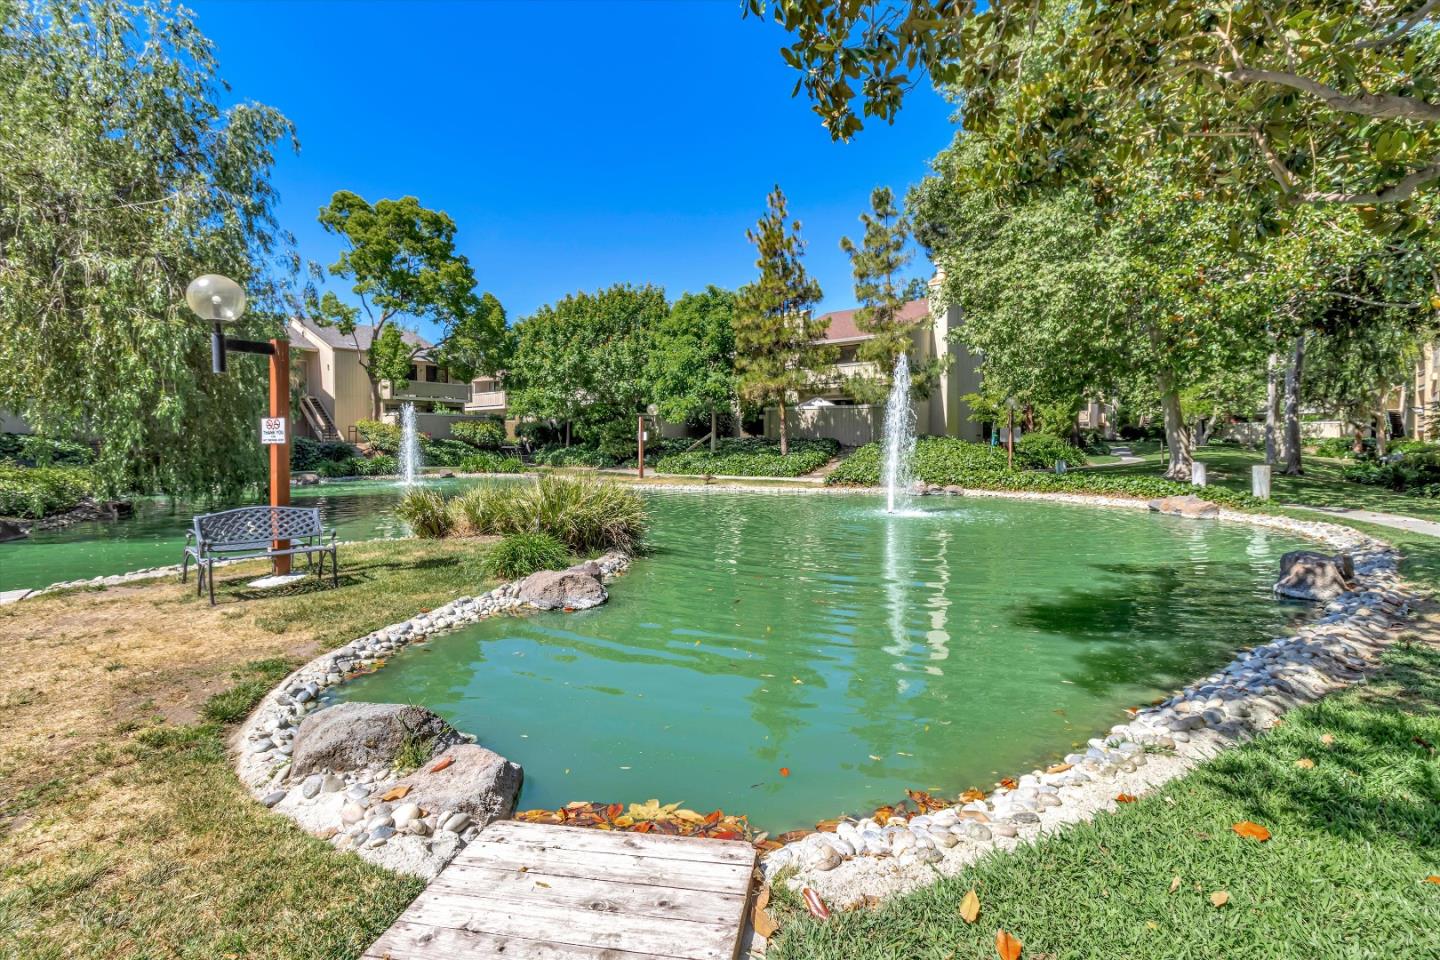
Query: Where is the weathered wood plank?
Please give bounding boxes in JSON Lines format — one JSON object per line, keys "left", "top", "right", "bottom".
{"left": 363, "top": 919, "right": 684, "bottom": 960}
{"left": 475, "top": 820, "right": 756, "bottom": 865}
{"left": 395, "top": 887, "right": 736, "bottom": 960}
{"left": 455, "top": 839, "right": 751, "bottom": 894}
{"left": 430, "top": 863, "right": 746, "bottom": 925}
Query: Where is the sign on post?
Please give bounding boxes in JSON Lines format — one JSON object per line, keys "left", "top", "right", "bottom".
{"left": 260, "top": 416, "right": 287, "bottom": 445}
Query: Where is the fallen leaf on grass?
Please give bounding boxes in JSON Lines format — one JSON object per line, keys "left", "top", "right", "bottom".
{"left": 1424, "top": 876, "right": 1440, "bottom": 885}
{"left": 1232, "top": 821, "right": 1271, "bottom": 842}
{"left": 752, "top": 886, "right": 779, "bottom": 938}
{"left": 379, "top": 785, "right": 410, "bottom": 802}
{"left": 1210, "top": 891, "right": 1230, "bottom": 908}
{"left": 1169, "top": 876, "right": 1182, "bottom": 893}
{"left": 959, "top": 889, "right": 980, "bottom": 924}
{"left": 1294, "top": 758, "right": 1315, "bottom": 769}
{"left": 995, "top": 928, "right": 1023, "bottom": 960}
{"left": 1320, "top": 733, "right": 1336, "bottom": 746}
{"left": 801, "top": 887, "right": 830, "bottom": 920}
{"left": 429, "top": 756, "right": 454, "bottom": 773}
{"left": 1115, "top": 793, "right": 1138, "bottom": 803}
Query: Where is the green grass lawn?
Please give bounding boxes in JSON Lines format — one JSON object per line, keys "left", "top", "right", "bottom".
{"left": 1093, "top": 446, "right": 1440, "bottom": 522}
{"left": 768, "top": 633, "right": 1440, "bottom": 959}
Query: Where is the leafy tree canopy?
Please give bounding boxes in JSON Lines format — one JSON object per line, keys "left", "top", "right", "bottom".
{"left": 0, "top": 0, "right": 297, "bottom": 498}
{"left": 648, "top": 286, "right": 738, "bottom": 426}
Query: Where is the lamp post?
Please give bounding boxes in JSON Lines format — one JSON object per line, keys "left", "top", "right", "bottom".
{"left": 186, "top": 274, "right": 292, "bottom": 574}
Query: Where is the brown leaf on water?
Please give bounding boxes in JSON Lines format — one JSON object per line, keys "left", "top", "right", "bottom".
{"left": 1210, "top": 891, "right": 1230, "bottom": 908}
{"left": 1044, "top": 763, "right": 1073, "bottom": 774}
{"left": 1294, "top": 758, "right": 1315, "bottom": 769}
{"left": 960, "top": 788, "right": 987, "bottom": 803}
{"left": 429, "top": 756, "right": 454, "bottom": 773}
{"left": 1232, "top": 821, "right": 1271, "bottom": 842}
{"left": 958, "top": 889, "right": 980, "bottom": 924}
{"left": 999, "top": 777, "right": 1019, "bottom": 790}
{"left": 1168, "top": 876, "right": 1181, "bottom": 893}
{"left": 815, "top": 819, "right": 840, "bottom": 833}
{"left": 703, "top": 809, "right": 724, "bottom": 825}
{"left": 604, "top": 803, "right": 622, "bottom": 820}
{"left": 1115, "top": 793, "right": 1138, "bottom": 803}
{"left": 379, "top": 785, "right": 410, "bottom": 802}
{"left": 995, "top": 928, "right": 1023, "bottom": 960}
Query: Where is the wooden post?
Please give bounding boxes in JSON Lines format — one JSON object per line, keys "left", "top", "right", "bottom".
{"left": 270, "top": 338, "right": 291, "bottom": 574}
{"left": 637, "top": 414, "right": 645, "bottom": 479}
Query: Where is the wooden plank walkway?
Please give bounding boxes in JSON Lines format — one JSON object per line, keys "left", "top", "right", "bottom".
{"left": 364, "top": 820, "right": 759, "bottom": 960}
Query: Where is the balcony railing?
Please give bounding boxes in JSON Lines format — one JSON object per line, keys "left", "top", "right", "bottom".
{"left": 379, "top": 379, "right": 469, "bottom": 404}
{"left": 807, "top": 360, "right": 880, "bottom": 387}
{"left": 466, "top": 390, "right": 507, "bottom": 411}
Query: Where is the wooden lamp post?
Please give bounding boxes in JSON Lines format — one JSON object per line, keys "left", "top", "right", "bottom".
{"left": 186, "top": 274, "right": 292, "bottom": 574}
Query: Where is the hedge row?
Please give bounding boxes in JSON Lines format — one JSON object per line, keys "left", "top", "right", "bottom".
{"left": 656, "top": 438, "right": 839, "bottom": 478}
{"left": 826, "top": 438, "right": 1260, "bottom": 510}
{"left": 0, "top": 464, "right": 98, "bottom": 518}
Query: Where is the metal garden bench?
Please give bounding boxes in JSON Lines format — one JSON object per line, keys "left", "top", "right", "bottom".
{"left": 181, "top": 506, "right": 338, "bottom": 605}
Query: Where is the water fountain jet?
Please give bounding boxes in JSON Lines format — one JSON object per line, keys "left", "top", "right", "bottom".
{"left": 880, "top": 354, "right": 917, "bottom": 513}
{"left": 398, "top": 402, "right": 423, "bottom": 486}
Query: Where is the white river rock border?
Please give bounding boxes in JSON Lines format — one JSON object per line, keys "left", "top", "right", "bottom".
{"left": 231, "top": 550, "right": 631, "bottom": 879}
{"left": 190, "top": 485, "right": 1413, "bottom": 903}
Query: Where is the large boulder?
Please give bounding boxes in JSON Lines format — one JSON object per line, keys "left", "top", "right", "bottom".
{"left": 0, "top": 519, "right": 29, "bottom": 542}
{"left": 289, "top": 703, "right": 464, "bottom": 779}
{"left": 384, "top": 743, "right": 522, "bottom": 828}
{"left": 1275, "top": 550, "right": 1355, "bottom": 602}
{"left": 516, "top": 569, "right": 607, "bottom": 610}
{"left": 1147, "top": 494, "right": 1219, "bottom": 520}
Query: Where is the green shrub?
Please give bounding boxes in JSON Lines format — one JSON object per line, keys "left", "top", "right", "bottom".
{"left": 450, "top": 420, "right": 506, "bottom": 450}
{"left": 1314, "top": 436, "right": 1365, "bottom": 459}
{"left": 482, "top": 531, "right": 572, "bottom": 579}
{"left": 361, "top": 455, "right": 398, "bottom": 476}
{"left": 290, "top": 437, "right": 357, "bottom": 471}
{"left": 396, "top": 488, "right": 454, "bottom": 538}
{"left": 423, "top": 438, "right": 473, "bottom": 467}
{"left": 428, "top": 476, "right": 646, "bottom": 552}
{"left": 0, "top": 464, "right": 98, "bottom": 518}
{"left": 1016, "top": 433, "right": 1088, "bottom": 470}
{"left": 534, "top": 445, "right": 617, "bottom": 468}
{"left": 656, "top": 437, "right": 838, "bottom": 477}
{"left": 457, "top": 452, "right": 524, "bottom": 474}
{"left": 356, "top": 419, "right": 402, "bottom": 453}
{"left": 1344, "top": 449, "right": 1440, "bottom": 493}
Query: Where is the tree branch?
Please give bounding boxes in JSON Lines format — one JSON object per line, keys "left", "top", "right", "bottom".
{"left": 1299, "top": 154, "right": 1440, "bottom": 204}
{"left": 1354, "top": 0, "right": 1440, "bottom": 49}
{"left": 1183, "top": 60, "right": 1440, "bottom": 123}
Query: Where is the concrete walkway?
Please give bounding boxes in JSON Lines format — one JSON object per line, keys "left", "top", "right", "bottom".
{"left": 1283, "top": 504, "right": 1440, "bottom": 539}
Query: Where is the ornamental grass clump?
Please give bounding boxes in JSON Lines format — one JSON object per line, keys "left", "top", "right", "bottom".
{"left": 482, "top": 531, "right": 572, "bottom": 579}
{"left": 396, "top": 487, "right": 454, "bottom": 538}
{"left": 410, "top": 476, "right": 647, "bottom": 553}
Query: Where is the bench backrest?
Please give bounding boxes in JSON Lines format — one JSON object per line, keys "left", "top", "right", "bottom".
{"left": 193, "top": 506, "right": 323, "bottom": 551}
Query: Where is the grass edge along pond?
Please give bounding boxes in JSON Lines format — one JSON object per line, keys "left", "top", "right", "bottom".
{"left": 766, "top": 627, "right": 1440, "bottom": 960}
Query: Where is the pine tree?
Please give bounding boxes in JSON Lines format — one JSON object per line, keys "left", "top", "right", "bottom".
{"left": 840, "top": 186, "right": 937, "bottom": 403}
{"left": 735, "top": 186, "right": 831, "bottom": 456}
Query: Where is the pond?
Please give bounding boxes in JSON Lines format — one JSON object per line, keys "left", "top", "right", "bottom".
{"left": 333, "top": 490, "right": 1313, "bottom": 833}
{"left": 0, "top": 479, "right": 482, "bottom": 592}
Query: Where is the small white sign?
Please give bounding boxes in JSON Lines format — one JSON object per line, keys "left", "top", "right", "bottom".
{"left": 260, "top": 417, "right": 287, "bottom": 445}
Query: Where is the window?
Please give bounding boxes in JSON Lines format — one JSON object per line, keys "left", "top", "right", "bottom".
{"left": 407, "top": 364, "right": 418, "bottom": 382}
{"left": 426, "top": 365, "right": 439, "bottom": 383}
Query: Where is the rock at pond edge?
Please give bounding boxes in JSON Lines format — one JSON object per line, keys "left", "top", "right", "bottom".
{"left": 516, "top": 569, "right": 608, "bottom": 610}
{"left": 289, "top": 703, "right": 464, "bottom": 779}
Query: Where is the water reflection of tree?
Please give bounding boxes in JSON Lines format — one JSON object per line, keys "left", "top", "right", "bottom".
{"left": 1009, "top": 562, "right": 1308, "bottom": 697}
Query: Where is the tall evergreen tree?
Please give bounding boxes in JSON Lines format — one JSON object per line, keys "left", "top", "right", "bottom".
{"left": 840, "top": 186, "right": 935, "bottom": 402}
{"left": 735, "top": 186, "right": 831, "bottom": 456}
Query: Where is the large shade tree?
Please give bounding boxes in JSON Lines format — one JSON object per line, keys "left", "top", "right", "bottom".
{"left": 735, "top": 186, "right": 832, "bottom": 455}
{"left": 0, "top": 0, "right": 297, "bottom": 498}
{"left": 647, "top": 286, "right": 738, "bottom": 450}
{"left": 311, "top": 191, "right": 506, "bottom": 417}
{"left": 751, "top": 0, "right": 1440, "bottom": 230}
{"left": 506, "top": 284, "right": 667, "bottom": 445}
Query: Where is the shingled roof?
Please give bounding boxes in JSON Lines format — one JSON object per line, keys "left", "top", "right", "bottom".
{"left": 815, "top": 298, "right": 930, "bottom": 342}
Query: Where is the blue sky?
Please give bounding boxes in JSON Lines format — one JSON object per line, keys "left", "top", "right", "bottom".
{"left": 191, "top": 0, "right": 957, "bottom": 340}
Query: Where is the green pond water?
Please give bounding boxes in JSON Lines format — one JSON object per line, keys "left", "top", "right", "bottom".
{"left": 0, "top": 479, "right": 483, "bottom": 591}
{"left": 334, "top": 491, "right": 1312, "bottom": 832}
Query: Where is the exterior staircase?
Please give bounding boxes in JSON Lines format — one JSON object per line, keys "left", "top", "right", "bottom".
{"left": 299, "top": 396, "right": 341, "bottom": 442}
{"left": 1388, "top": 410, "right": 1405, "bottom": 439}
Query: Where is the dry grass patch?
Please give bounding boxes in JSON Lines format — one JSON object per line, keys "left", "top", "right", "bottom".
{"left": 0, "top": 538, "right": 495, "bottom": 958}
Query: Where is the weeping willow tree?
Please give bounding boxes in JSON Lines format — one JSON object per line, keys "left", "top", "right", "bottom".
{"left": 0, "top": 0, "right": 298, "bottom": 499}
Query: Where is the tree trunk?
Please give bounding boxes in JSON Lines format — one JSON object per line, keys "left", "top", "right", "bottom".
{"left": 1158, "top": 375, "right": 1192, "bottom": 481}
{"left": 565, "top": 421, "right": 571, "bottom": 447}
{"left": 777, "top": 396, "right": 789, "bottom": 456}
{"left": 1283, "top": 334, "right": 1306, "bottom": 476}
{"left": 710, "top": 407, "right": 718, "bottom": 453}
{"left": 1352, "top": 421, "right": 1367, "bottom": 455}
{"left": 1264, "top": 352, "right": 1282, "bottom": 464}
{"left": 1374, "top": 390, "right": 1389, "bottom": 457}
